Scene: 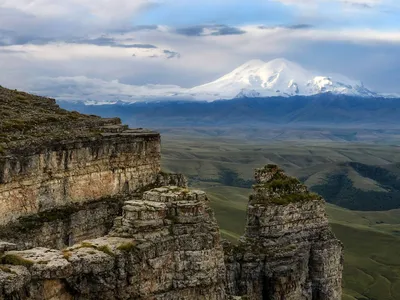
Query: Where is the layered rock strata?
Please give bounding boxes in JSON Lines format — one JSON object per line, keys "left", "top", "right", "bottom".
{"left": 0, "top": 171, "right": 188, "bottom": 250}
{"left": 0, "top": 186, "right": 226, "bottom": 300}
{"left": 0, "top": 129, "right": 161, "bottom": 226}
{"left": 0, "top": 87, "right": 343, "bottom": 300}
{"left": 224, "top": 165, "right": 343, "bottom": 300}
{"left": 0, "top": 87, "right": 189, "bottom": 249}
{"left": 0, "top": 128, "right": 162, "bottom": 250}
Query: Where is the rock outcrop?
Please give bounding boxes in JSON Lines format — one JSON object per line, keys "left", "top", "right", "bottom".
{"left": 0, "top": 187, "right": 226, "bottom": 300}
{"left": 224, "top": 165, "right": 343, "bottom": 299}
{"left": 0, "top": 87, "right": 343, "bottom": 299}
{"left": 0, "top": 86, "right": 190, "bottom": 250}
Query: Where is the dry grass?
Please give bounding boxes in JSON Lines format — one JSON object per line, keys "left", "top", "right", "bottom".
{"left": 0, "top": 86, "right": 120, "bottom": 154}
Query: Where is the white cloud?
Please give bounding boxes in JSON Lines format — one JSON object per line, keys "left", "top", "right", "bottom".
{"left": 0, "top": 0, "right": 399, "bottom": 98}
{"left": 27, "top": 76, "right": 184, "bottom": 102}
{"left": 276, "top": 0, "right": 382, "bottom": 6}
{"left": 1, "top": 43, "right": 179, "bottom": 60}
{"left": 1, "top": 25, "right": 399, "bottom": 85}
{"left": 1, "top": 24, "right": 399, "bottom": 97}
{"left": 298, "top": 29, "right": 400, "bottom": 43}
{"left": 0, "top": 0, "right": 155, "bottom": 19}
{"left": 0, "top": 0, "right": 160, "bottom": 37}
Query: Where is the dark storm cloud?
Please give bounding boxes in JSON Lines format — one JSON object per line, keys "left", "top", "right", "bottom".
{"left": 175, "top": 25, "right": 246, "bottom": 36}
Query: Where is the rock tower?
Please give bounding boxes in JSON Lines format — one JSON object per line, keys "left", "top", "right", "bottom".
{"left": 0, "top": 87, "right": 342, "bottom": 299}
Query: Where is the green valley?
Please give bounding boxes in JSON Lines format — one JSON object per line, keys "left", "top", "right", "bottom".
{"left": 161, "top": 132, "right": 400, "bottom": 300}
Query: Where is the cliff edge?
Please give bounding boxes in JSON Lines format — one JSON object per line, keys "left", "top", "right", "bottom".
{"left": 225, "top": 165, "right": 343, "bottom": 299}
{"left": 0, "top": 87, "right": 342, "bottom": 299}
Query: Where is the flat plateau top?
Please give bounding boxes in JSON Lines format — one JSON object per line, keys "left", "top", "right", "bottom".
{"left": 0, "top": 86, "right": 158, "bottom": 155}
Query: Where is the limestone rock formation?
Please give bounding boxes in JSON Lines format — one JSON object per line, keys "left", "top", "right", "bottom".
{"left": 0, "top": 187, "right": 226, "bottom": 299}
{"left": 0, "top": 87, "right": 343, "bottom": 299}
{"left": 224, "top": 165, "right": 343, "bottom": 299}
{"left": 0, "top": 87, "right": 191, "bottom": 250}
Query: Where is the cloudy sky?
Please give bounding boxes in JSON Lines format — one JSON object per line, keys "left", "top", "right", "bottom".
{"left": 0, "top": 0, "right": 399, "bottom": 101}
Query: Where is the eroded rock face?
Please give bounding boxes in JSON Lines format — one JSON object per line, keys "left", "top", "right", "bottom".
{"left": 0, "top": 130, "right": 161, "bottom": 226}
{"left": 0, "top": 116, "right": 190, "bottom": 250}
{"left": 0, "top": 172, "right": 189, "bottom": 250}
{"left": 0, "top": 166, "right": 344, "bottom": 300}
{"left": 224, "top": 165, "right": 343, "bottom": 300}
{"left": 0, "top": 186, "right": 226, "bottom": 300}
{"left": 0, "top": 89, "right": 343, "bottom": 299}
{"left": 0, "top": 166, "right": 343, "bottom": 300}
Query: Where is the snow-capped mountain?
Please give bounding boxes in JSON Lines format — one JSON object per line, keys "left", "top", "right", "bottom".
{"left": 189, "top": 58, "right": 377, "bottom": 100}
{"left": 61, "top": 58, "right": 379, "bottom": 104}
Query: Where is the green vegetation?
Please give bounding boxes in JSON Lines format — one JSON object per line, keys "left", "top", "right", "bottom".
{"left": 254, "top": 176, "right": 300, "bottom": 191}
{"left": 325, "top": 200, "right": 400, "bottom": 286}
{"left": 251, "top": 191, "right": 322, "bottom": 205}
{"left": 117, "top": 242, "right": 137, "bottom": 252}
{"left": 12, "top": 205, "right": 79, "bottom": 233}
{"left": 312, "top": 163, "right": 400, "bottom": 211}
{"left": 97, "top": 245, "right": 114, "bottom": 256}
{"left": 201, "top": 185, "right": 400, "bottom": 300}
{"left": 249, "top": 165, "right": 323, "bottom": 205}
{"left": 79, "top": 242, "right": 96, "bottom": 249}
{"left": 331, "top": 223, "right": 400, "bottom": 300}
{"left": 0, "top": 265, "right": 13, "bottom": 273}
{"left": 0, "top": 197, "right": 125, "bottom": 241}
{"left": 192, "top": 185, "right": 249, "bottom": 243}
{"left": 1, "top": 254, "right": 34, "bottom": 267}
{"left": 189, "top": 169, "right": 254, "bottom": 189}
{"left": 161, "top": 134, "right": 400, "bottom": 211}
{"left": 0, "top": 86, "right": 120, "bottom": 154}
{"left": 77, "top": 242, "right": 115, "bottom": 256}
{"left": 161, "top": 133, "right": 400, "bottom": 299}
{"left": 217, "top": 168, "right": 254, "bottom": 188}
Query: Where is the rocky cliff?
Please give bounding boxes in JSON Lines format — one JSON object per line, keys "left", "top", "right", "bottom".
{"left": 0, "top": 187, "right": 225, "bottom": 299}
{"left": 0, "top": 86, "right": 186, "bottom": 249}
{"left": 0, "top": 87, "right": 342, "bottom": 299}
{"left": 224, "top": 165, "right": 343, "bottom": 299}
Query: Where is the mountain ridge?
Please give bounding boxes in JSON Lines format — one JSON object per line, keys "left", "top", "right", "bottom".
{"left": 59, "top": 93, "right": 400, "bottom": 129}
{"left": 49, "top": 58, "right": 385, "bottom": 105}
{"left": 189, "top": 58, "right": 378, "bottom": 100}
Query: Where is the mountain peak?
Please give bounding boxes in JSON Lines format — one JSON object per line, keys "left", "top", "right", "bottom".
{"left": 190, "top": 58, "right": 377, "bottom": 99}
{"left": 265, "top": 57, "right": 297, "bottom": 67}
{"left": 239, "top": 59, "right": 265, "bottom": 67}
{"left": 235, "top": 58, "right": 301, "bottom": 74}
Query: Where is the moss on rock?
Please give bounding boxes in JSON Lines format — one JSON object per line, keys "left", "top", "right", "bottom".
{"left": 117, "top": 242, "right": 137, "bottom": 252}
{"left": 251, "top": 165, "right": 323, "bottom": 205}
{"left": 1, "top": 254, "right": 34, "bottom": 267}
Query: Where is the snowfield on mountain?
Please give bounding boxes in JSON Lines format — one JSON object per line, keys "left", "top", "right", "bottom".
{"left": 189, "top": 58, "right": 378, "bottom": 100}
{"left": 64, "top": 58, "right": 381, "bottom": 104}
